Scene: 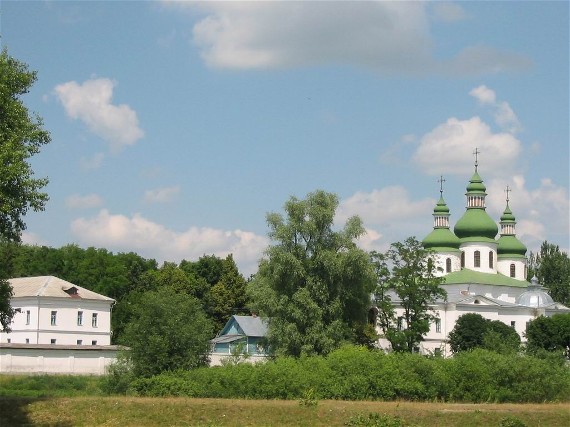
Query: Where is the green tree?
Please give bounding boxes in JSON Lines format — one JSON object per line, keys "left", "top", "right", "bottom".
{"left": 526, "top": 313, "right": 570, "bottom": 357}
{"left": 0, "top": 49, "right": 51, "bottom": 331}
{"left": 528, "top": 242, "right": 570, "bottom": 306}
{"left": 374, "top": 237, "right": 446, "bottom": 353}
{"left": 120, "top": 288, "right": 214, "bottom": 377}
{"left": 247, "top": 190, "right": 375, "bottom": 357}
{"left": 448, "top": 313, "right": 489, "bottom": 353}
{"left": 449, "top": 313, "right": 521, "bottom": 354}
{"left": 204, "top": 254, "right": 249, "bottom": 330}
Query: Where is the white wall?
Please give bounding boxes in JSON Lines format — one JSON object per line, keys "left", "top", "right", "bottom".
{"left": 0, "top": 344, "right": 121, "bottom": 375}
{"left": 1, "top": 297, "right": 112, "bottom": 346}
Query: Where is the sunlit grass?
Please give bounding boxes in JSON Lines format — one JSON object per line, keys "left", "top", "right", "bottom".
{"left": 1, "top": 397, "right": 568, "bottom": 427}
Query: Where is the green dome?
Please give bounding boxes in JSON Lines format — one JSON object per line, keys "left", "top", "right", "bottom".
{"left": 497, "top": 235, "right": 527, "bottom": 256}
{"left": 454, "top": 209, "right": 498, "bottom": 240}
{"left": 466, "top": 171, "right": 486, "bottom": 194}
{"left": 422, "top": 228, "right": 461, "bottom": 251}
{"left": 433, "top": 196, "right": 450, "bottom": 214}
{"left": 500, "top": 205, "right": 515, "bottom": 222}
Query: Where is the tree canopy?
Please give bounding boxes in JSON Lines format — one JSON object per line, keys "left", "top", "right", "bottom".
{"left": 247, "top": 190, "right": 376, "bottom": 357}
{"left": 120, "top": 288, "right": 214, "bottom": 377}
{"left": 448, "top": 313, "right": 520, "bottom": 354}
{"left": 0, "top": 49, "right": 51, "bottom": 331}
{"left": 525, "top": 313, "right": 570, "bottom": 357}
{"left": 373, "top": 237, "right": 446, "bottom": 353}
{"left": 528, "top": 241, "right": 570, "bottom": 306}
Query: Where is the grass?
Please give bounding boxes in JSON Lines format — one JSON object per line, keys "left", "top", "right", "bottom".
{"left": 0, "top": 397, "right": 569, "bottom": 426}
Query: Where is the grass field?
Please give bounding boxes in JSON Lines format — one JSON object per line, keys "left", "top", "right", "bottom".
{"left": 1, "top": 397, "right": 569, "bottom": 426}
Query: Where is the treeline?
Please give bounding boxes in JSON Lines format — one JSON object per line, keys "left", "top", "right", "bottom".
{"left": 111, "top": 345, "right": 570, "bottom": 403}
{"left": 0, "top": 242, "right": 249, "bottom": 342}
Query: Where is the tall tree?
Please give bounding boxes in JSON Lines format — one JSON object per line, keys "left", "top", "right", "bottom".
{"left": 525, "top": 313, "right": 570, "bottom": 357}
{"left": 528, "top": 242, "right": 570, "bottom": 306}
{"left": 120, "top": 288, "right": 214, "bottom": 377}
{"left": 0, "top": 49, "right": 51, "bottom": 331}
{"left": 448, "top": 313, "right": 520, "bottom": 354}
{"left": 374, "top": 237, "right": 446, "bottom": 353}
{"left": 247, "top": 190, "right": 376, "bottom": 357}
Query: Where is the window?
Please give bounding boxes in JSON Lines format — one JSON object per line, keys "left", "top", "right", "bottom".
{"left": 461, "top": 251, "right": 465, "bottom": 268}
{"left": 25, "top": 338, "right": 29, "bottom": 344}
{"left": 91, "top": 313, "right": 98, "bottom": 328}
{"left": 50, "top": 339, "right": 56, "bottom": 344}
{"left": 434, "top": 348, "right": 442, "bottom": 357}
{"left": 91, "top": 340, "right": 97, "bottom": 346}
{"left": 510, "top": 321, "right": 516, "bottom": 328}
{"left": 50, "top": 311, "right": 57, "bottom": 326}
{"left": 77, "top": 311, "right": 83, "bottom": 326}
{"left": 489, "top": 251, "right": 494, "bottom": 268}
{"left": 474, "top": 250, "right": 481, "bottom": 267}
{"left": 510, "top": 264, "right": 516, "bottom": 278}
{"left": 77, "top": 339, "right": 82, "bottom": 345}
{"left": 435, "top": 318, "right": 441, "bottom": 333}
{"left": 7, "top": 338, "right": 10, "bottom": 343}
{"left": 26, "top": 310, "right": 30, "bottom": 325}
{"left": 446, "top": 258, "right": 451, "bottom": 273}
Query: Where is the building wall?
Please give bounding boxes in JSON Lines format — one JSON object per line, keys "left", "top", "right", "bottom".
{"left": 0, "top": 297, "right": 112, "bottom": 346}
{"left": 497, "top": 257, "right": 527, "bottom": 281}
{"left": 0, "top": 345, "right": 121, "bottom": 375}
{"left": 460, "top": 242, "right": 497, "bottom": 274}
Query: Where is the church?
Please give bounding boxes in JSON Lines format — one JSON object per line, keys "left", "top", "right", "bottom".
{"left": 377, "top": 157, "right": 569, "bottom": 356}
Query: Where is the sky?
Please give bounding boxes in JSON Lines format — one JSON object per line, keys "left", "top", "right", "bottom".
{"left": 1, "top": 0, "right": 568, "bottom": 276}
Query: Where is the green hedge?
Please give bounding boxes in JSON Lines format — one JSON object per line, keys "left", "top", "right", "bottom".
{"left": 125, "top": 346, "right": 570, "bottom": 403}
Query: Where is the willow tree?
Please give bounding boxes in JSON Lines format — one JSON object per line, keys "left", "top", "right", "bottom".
{"left": 247, "top": 190, "right": 375, "bottom": 357}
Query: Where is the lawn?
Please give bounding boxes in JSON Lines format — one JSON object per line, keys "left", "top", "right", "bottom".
{"left": 0, "top": 397, "right": 568, "bottom": 426}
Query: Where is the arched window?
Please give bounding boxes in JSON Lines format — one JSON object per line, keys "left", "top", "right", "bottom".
{"left": 489, "top": 251, "right": 493, "bottom": 268}
{"left": 446, "top": 258, "right": 451, "bottom": 273}
{"left": 461, "top": 251, "right": 465, "bottom": 268}
{"left": 510, "top": 263, "right": 516, "bottom": 278}
{"left": 474, "top": 250, "right": 481, "bottom": 268}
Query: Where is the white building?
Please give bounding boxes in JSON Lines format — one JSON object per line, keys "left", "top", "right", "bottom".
{"left": 0, "top": 276, "right": 120, "bottom": 374}
{"left": 376, "top": 163, "right": 569, "bottom": 356}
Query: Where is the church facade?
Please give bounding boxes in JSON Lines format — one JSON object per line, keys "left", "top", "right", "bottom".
{"left": 377, "top": 162, "right": 569, "bottom": 356}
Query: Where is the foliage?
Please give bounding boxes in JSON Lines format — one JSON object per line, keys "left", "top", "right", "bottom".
{"left": 373, "top": 237, "right": 446, "bottom": 353}
{"left": 525, "top": 314, "right": 570, "bottom": 357}
{"left": 119, "top": 288, "right": 214, "bottom": 377}
{"left": 248, "top": 190, "right": 376, "bottom": 357}
{"left": 126, "top": 346, "right": 570, "bottom": 403}
{"left": 0, "top": 49, "right": 51, "bottom": 330}
{"left": 299, "top": 388, "right": 318, "bottom": 407}
{"left": 528, "top": 241, "right": 570, "bottom": 306}
{"left": 0, "top": 375, "right": 103, "bottom": 398}
{"left": 499, "top": 416, "right": 527, "bottom": 427}
{"left": 345, "top": 413, "right": 408, "bottom": 427}
{"left": 448, "top": 314, "right": 520, "bottom": 354}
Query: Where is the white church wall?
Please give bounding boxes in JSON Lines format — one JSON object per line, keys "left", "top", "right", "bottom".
{"left": 460, "top": 242, "right": 497, "bottom": 274}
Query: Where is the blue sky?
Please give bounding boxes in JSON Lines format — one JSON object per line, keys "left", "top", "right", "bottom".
{"left": 1, "top": 1, "right": 568, "bottom": 275}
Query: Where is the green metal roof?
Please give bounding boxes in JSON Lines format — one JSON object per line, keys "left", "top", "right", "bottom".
{"left": 422, "top": 228, "right": 461, "bottom": 251}
{"left": 443, "top": 268, "right": 529, "bottom": 288}
{"left": 497, "top": 235, "right": 527, "bottom": 256}
{"left": 454, "top": 208, "right": 498, "bottom": 240}
{"left": 466, "top": 171, "right": 486, "bottom": 194}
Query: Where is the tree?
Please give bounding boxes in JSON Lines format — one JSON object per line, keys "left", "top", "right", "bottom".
{"left": 526, "top": 313, "right": 570, "bottom": 357}
{"left": 120, "top": 288, "right": 214, "bottom": 377}
{"left": 528, "top": 242, "right": 570, "bottom": 306}
{"left": 204, "top": 254, "right": 249, "bottom": 330}
{"left": 448, "top": 313, "right": 489, "bottom": 353}
{"left": 0, "top": 49, "right": 51, "bottom": 331}
{"left": 247, "top": 190, "right": 376, "bottom": 357}
{"left": 374, "top": 237, "right": 446, "bottom": 353}
{"left": 448, "top": 313, "right": 521, "bottom": 354}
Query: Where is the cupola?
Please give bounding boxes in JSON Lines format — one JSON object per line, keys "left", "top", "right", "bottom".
{"left": 422, "top": 176, "right": 461, "bottom": 251}
{"left": 497, "top": 186, "right": 527, "bottom": 257}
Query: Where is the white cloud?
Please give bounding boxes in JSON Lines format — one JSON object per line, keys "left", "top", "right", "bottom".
{"left": 21, "top": 231, "right": 48, "bottom": 246}
{"left": 54, "top": 78, "right": 144, "bottom": 152}
{"left": 469, "top": 85, "right": 521, "bottom": 133}
{"left": 486, "top": 176, "right": 569, "bottom": 246}
{"left": 70, "top": 210, "right": 268, "bottom": 276}
{"left": 412, "top": 116, "right": 521, "bottom": 176}
{"left": 163, "top": 1, "right": 529, "bottom": 76}
{"left": 65, "top": 193, "right": 104, "bottom": 209}
{"left": 144, "top": 186, "right": 180, "bottom": 204}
